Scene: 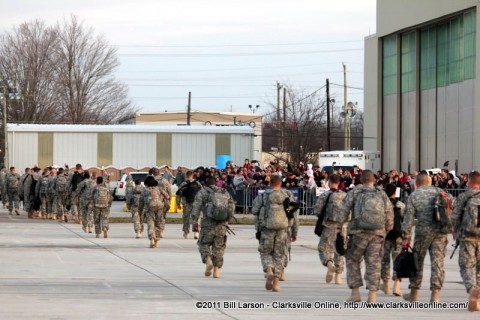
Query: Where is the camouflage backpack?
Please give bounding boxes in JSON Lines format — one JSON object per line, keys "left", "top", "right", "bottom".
{"left": 56, "top": 175, "right": 68, "bottom": 193}
{"left": 148, "top": 187, "right": 163, "bottom": 210}
{"left": 206, "top": 187, "right": 233, "bottom": 222}
{"left": 6, "top": 174, "right": 19, "bottom": 191}
{"left": 460, "top": 191, "right": 480, "bottom": 237}
{"left": 264, "top": 189, "right": 290, "bottom": 230}
{"left": 39, "top": 176, "right": 49, "bottom": 194}
{"left": 355, "top": 187, "right": 386, "bottom": 230}
{"left": 94, "top": 185, "right": 110, "bottom": 208}
{"left": 47, "top": 177, "right": 56, "bottom": 194}
{"left": 433, "top": 191, "right": 453, "bottom": 234}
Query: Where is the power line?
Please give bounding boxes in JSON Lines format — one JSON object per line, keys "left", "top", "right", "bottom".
{"left": 132, "top": 95, "right": 276, "bottom": 100}
{"left": 330, "top": 83, "right": 364, "bottom": 90}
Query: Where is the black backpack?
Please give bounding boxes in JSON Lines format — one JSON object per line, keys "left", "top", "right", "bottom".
{"left": 183, "top": 181, "right": 201, "bottom": 203}
{"left": 386, "top": 199, "right": 402, "bottom": 240}
{"left": 394, "top": 247, "right": 419, "bottom": 278}
{"left": 71, "top": 171, "right": 83, "bottom": 192}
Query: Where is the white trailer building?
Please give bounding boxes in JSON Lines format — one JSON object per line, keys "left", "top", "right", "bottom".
{"left": 7, "top": 124, "right": 254, "bottom": 170}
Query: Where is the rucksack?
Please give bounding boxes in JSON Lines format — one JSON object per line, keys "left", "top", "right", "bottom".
{"left": 148, "top": 187, "right": 163, "bottom": 210}
{"left": 7, "top": 174, "right": 19, "bottom": 191}
{"left": 94, "top": 185, "right": 110, "bottom": 208}
{"left": 71, "top": 172, "right": 83, "bottom": 192}
{"left": 314, "top": 191, "right": 333, "bottom": 237}
{"left": 264, "top": 190, "right": 290, "bottom": 230}
{"left": 394, "top": 247, "right": 419, "bottom": 278}
{"left": 56, "top": 175, "right": 68, "bottom": 193}
{"left": 30, "top": 178, "right": 37, "bottom": 196}
{"left": 184, "top": 181, "right": 201, "bottom": 203}
{"left": 39, "top": 176, "right": 48, "bottom": 194}
{"left": 433, "top": 191, "right": 453, "bottom": 234}
{"left": 206, "top": 187, "right": 233, "bottom": 222}
{"left": 461, "top": 191, "right": 480, "bottom": 237}
{"left": 47, "top": 177, "right": 56, "bottom": 194}
{"left": 355, "top": 187, "right": 386, "bottom": 230}
{"left": 386, "top": 199, "right": 403, "bottom": 240}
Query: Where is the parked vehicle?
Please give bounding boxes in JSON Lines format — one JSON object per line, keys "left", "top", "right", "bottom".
{"left": 113, "top": 172, "right": 149, "bottom": 200}
{"left": 319, "top": 150, "right": 381, "bottom": 174}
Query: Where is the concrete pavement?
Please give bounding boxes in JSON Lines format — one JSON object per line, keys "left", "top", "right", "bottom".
{"left": 0, "top": 207, "right": 478, "bottom": 320}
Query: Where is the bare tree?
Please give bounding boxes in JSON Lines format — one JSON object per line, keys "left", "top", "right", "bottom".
{"left": 53, "top": 15, "right": 136, "bottom": 123}
{"left": 0, "top": 20, "right": 60, "bottom": 123}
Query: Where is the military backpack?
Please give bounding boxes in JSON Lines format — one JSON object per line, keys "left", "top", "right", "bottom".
{"left": 6, "top": 174, "right": 19, "bottom": 191}
{"left": 148, "top": 187, "right": 163, "bottom": 210}
{"left": 354, "top": 187, "right": 386, "bottom": 230}
{"left": 461, "top": 191, "right": 480, "bottom": 237}
{"left": 56, "top": 175, "right": 68, "bottom": 193}
{"left": 433, "top": 191, "right": 453, "bottom": 234}
{"left": 206, "top": 187, "right": 233, "bottom": 222}
{"left": 94, "top": 185, "right": 110, "bottom": 208}
{"left": 264, "top": 189, "right": 290, "bottom": 230}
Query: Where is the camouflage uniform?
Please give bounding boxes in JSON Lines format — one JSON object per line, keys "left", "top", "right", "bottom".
{"left": 92, "top": 184, "right": 112, "bottom": 235}
{"left": 314, "top": 189, "right": 347, "bottom": 273}
{"left": 451, "top": 189, "right": 480, "bottom": 294}
{"left": 22, "top": 173, "right": 33, "bottom": 213}
{"left": 283, "top": 206, "right": 299, "bottom": 269}
{"left": 340, "top": 185, "right": 394, "bottom": 291}
{"left": 77, "top": 178, "right": 96, "bottom": 231}
{"left": 55, "top": 174, "right": 69, "bottom": 220}
{"left": 47, "top": 174, "right": 57, "bottom": 218}
{"left": 5, "top": 172, "right": 21, "bottom": 214}
{"left": 402, "top": 185, "right": 453, "bottom": 290}
{"left": 0, "top": 169, "right": 8, "bottom": 208}
{"left": 176, "top": 179, "right": 202, "bottom": 235}
{"left": 36, "top": 174, "right": 49, "bottom": 216}
{"left": 381, "top": 198, "right": 406, "bottom": 281}
{"left": 128, "top": 184, "right": 144, "bottom": 234}
{"left": 252, "top": 189, "right": 296, "bottom": 278}
{"left": 68, "top": 171, "right": 83, "bottom": 221}
{"left": 139, "top": 186, "right": 169, "bottom": 241}
{"left": 155, "top": 176, "right": 171, "bottom": 233}
{"left": 192, "top": 185, "right": 234, "bottom": 268}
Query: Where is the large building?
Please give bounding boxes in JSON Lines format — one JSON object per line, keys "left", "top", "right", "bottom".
{"left": 120, "top": 111, "right": 262, "bottom": 162}
{"left": 364, "top": 0, "right": 479, "bottom": 173}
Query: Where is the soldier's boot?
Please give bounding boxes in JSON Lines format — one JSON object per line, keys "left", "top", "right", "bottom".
{"left": 468, "top": 287, "right": 480, "bottom": 312}
{"left": 136, "top": 231, "right": 141, "bottom": 239}
{"left": 159, "top": 230, "right": 165, "bottom": 238}
{"left": 194, "top": 232, "right": 199, "bottom": 240}
{"left": 154, "top": 239, "right": 159, "bottom": 248}
{"left": 265, "top": 267, "right": 274, "bottom": 290}
{"left": 41, "top": 212, "right": 46, "bottom": 219}
{"left": 103, "top": 229, "right": 108, "bottom": 239}
{"left": 77, "top": 215, "right": 81, "bottom": 224}
{"left": 205, "top": 256, "right": 214, "bottom": 277}
{"left": 15, "top": 209, "right": 19, "bottom": 215}
{"left": 279, "top": 271, "right": 287, "bottom": 281}
{"left": 150, "top": 239, "right": 155, "bottom": 248}
{"left": 393, "top": 279, "right": 402, "bottom": 296}
{"left": 403, "top": 288, "right": 419, "bottom": 302}
{"left": 430, "top": 289, "right": 440, "bottom": 303}
{"left": 335, "top": 273, "right": 342, "bottom": 285}
{"left": 272, "top": 277, "right": 280, "bottom": 292}
{"left": 183, "top": 232, "right": 188, "bottom": 239}
{"left": 52, "top": 214, "right": 57, "bottom": 220}
{"left": 325, "top": 260, "right": 335, "bottom": 284}
{"left": 347, "top": 288, "right": 361, "bottom": 302}
{"left": 213, "top": 266, "right": 221, "bottom": 278}
{"left": 64, "top": 215, "right": 68, "bottom": 223}
{"left": 8, "top": 210, "right": 12, "bottom": 215}
{"left": 367, "top": 290, "right": 377, "bottom": 304}
{"left": 380, "top": 280, "right": 390, "bottom": 295}
{"left": 88, "top": 226, "right": 92, "bottom": 233}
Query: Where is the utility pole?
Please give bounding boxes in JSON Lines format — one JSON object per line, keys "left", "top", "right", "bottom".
{"left": 343, "top": 63, "right": 349, "bottom": 150}
{"left": 282, "top": 87, "right": 287, "bottom": 152}
{"left": 326, "top": 78, "right": 331, "bottom": 151}
{"left": 1, "top": 83, "right": 7, "bottom": 169}
{"left": 276, "top": 81, "right": 282, "bottom": 150}
{"left": 187, "top": 91, "right": 191, "bottom": 125}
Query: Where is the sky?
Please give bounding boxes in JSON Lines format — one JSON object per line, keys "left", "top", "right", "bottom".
{"left": 0, "top": 0, "right": 376, "bottom": 117}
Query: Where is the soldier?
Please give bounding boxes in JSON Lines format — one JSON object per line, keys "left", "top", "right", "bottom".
{"left": 77, "top": 171, "right": 96, "bottom": 233}
{"left": 176, "top": 171, "right": 202, "bottom": 239}
{"left": 451, "top": 171, "right": 480, "bottom": 312}
{"left": 340, "top": 170, "right": 393, "bottom": 303}
{"left": 191, "top": 177, "right": 234, "bottom": 279}
{"left": 55, "top": 168, "right": 69, "bottom": 221}
{"left": 252, "top": 175, "right": 297, "bottom": 292}
{"left": 23, "top": 167, "right": 39, "bottom": 218}
{"left": 92, "top": 176, "right": 112, "bottom": 238}
{"left": 127, "top": 179, "right": 144, "bottom": 239}
{"left": 5, "top": 166, "right": 21, "bottom": 215}
{"left": 139, "top": 177, "right": 169, "bottom": 248}
{"left": 402, "top": 173, "right": 453, "bottom": 303}
{"left": 281, "top": 194, "right": 300, "bottom": 282}
{"left": 68, "top": 164, "right": 84, "bottom": 224}
{"left": 381, "top": 184, "right": 406, "bottom": 296}
{"left": 0, "top": 167, "right": 8, "bottom": 209}
{"left": 314, "top": 174, "right": 347, "bottom": 285}
{"left": 154, "top": 168, "right": 171, "bottom": 238}
{"left": 47, "top": 168, "right": 57, "bottom": 220}
{"left": 20, "top": 168, "right": 31, "bottom": 213}
{"left": 36, "top": 168, "right": 50, "bottom": 219}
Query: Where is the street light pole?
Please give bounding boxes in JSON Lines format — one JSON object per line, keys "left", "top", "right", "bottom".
{"left": 1, "top": 82, "right": 8, "bottom": 169}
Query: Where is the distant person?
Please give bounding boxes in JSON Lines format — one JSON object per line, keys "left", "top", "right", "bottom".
{"left": 92, "top": 176, "right": 112, "bottom": 239}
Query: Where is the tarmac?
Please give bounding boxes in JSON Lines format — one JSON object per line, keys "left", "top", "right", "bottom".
{"left": 0, "top": 202, "right": 478, "bottom": 319}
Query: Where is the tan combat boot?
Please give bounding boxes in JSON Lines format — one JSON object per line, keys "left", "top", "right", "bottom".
{"left": 468, "top": 287, "right": 480, "bottom": 312}
{"left": 183, "top": 232, "right": 188, "bottom": 239}
{"left": 272, "top": 277, "right": 280, "bottom": 292}
{"left": 279, "top": 271, "right": 287, "bottom": 281}
{"left": 52, "top": 214, "right": 57, "bottom": 220}
{"left": 347, "top": 288, "right": 361, "bottom": 302}
{"left": 159, "top": 230, "right": 164, "bottom": 238}
{"left": 103, "top": 230, "right": 108, "bottom": 239}
{"left": 205, "top": 256, "right": 214, "bottom": 277}
{"left": 154, "top": 239, "right": 159, "bottom": 247}
{"left": 393, "top": 279, "right": 402, "bottom": 296}
{"left": 194, "top": 232, "right": 199, "bottom": 240}
{"left": 265, "top": 267, "right": 274, "bottom": 290}
{"left": 150, "top": 239, "right": 155, "bottom": 248}
{"left": 335, "top": 273, "right": 342, "bottom": 285}
{"left": 430, "top": 289, "right": 440, "bottom": 303}
{"left": 380, "top": 280, "right": 390, "bottom": 295}
{"left": 213, "top": 266, "right": 221, "bottom": 278}
{"left": 136, "top": 232, "right": 141, "bottom": 239}
{"left": 325, "top": 261, "right": 335, "bottom": 284}
{"left": 403, "top": 288, "right": 419, "bottom": 302}
{"left": 368, "top": 290, "right": 377, "bottom": 304}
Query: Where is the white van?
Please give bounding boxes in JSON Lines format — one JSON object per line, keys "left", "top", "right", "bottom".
{"left": 319, "top": 150, "right": 381, "bottom": 173}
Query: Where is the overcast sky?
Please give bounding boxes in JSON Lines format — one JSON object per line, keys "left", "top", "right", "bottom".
{"left": 0, "top": 0, "right": 376, "bottom": 116}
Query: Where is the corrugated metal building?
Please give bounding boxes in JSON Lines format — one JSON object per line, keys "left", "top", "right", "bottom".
{"left": 7, "top": 124, "right": 254, "bottom": 170}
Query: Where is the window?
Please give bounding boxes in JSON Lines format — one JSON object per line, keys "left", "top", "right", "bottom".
{"left": 464, "top": 10, "right": 476, "bottom": 80}
{"left": 420, "top": 27, "right": 436, "bottom": 90}
{"left": 383, "top": 35, "right": 397, "bottom": 96}
{"left": 401, "top": 32, "right": 416, "bottom": 93}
